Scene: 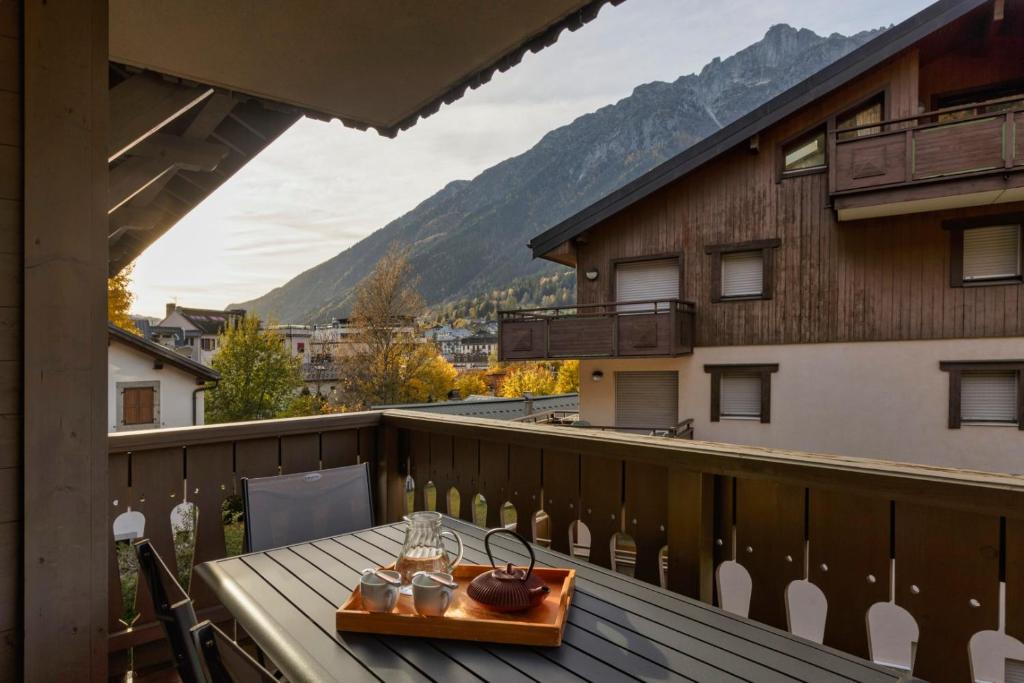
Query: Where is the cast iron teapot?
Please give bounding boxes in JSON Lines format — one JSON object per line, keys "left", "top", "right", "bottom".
{"left": 467, "top": 528, "right": 549, "bottom": 612}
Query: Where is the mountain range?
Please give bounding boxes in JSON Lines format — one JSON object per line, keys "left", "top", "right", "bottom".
{"left": 234, "top": 23, "right": 884, "bottom": 323}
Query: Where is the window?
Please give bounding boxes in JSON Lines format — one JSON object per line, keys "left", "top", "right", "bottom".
{"left": 935, "top": 81, "right": 1024, "bottom": 122}
{"left": 705, "top": 364, "right": 778, "bottom": 423}
{"left": 781, "top": 127, "right": 826, "bottom": 175}
{"left": 297, "top": 342, "right": 305, "bottom": 353}
{"left": 200, "top": 337, "right": 216, "bottom": 351}
{"left": 614, "top": 258, "right": 680, "bottom": 312}
{"left": 721, "top": 251, "right": 763, "bottom": 298}
{"left": 614, "top": 371, "right": 678, "bottom": 431}
{"left": 946, "top": 215, "right": 1024, "bottom": 287}
{"left": 940, "top": 361, "right": 1023, "bottom": 429}
{"left": 963, "top": 225, "right": 1021, "bottom": 282}
{"left": 705, "top": 239, "right": 781, "bottom": 302}
{"left": 836, "top": 95, "right": 884, "bottom": 140}
{"left": 117, "top": 381, "right": 160, "bottom": 430}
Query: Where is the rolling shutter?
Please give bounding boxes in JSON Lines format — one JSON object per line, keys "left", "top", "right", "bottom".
{"left": 721, "top": 251, "right": 764, "bottom": 298}
{"left": 961, "top": 371, "right": 1018, "bottom": 423}
{"left": 615, "top": 259, "right": 679, "bottom": 312}
{"left": 963, "top": 225, "right": 1021, "bottom": 280}
{"left": 615, "top": 371, "right": 678, "bottom": 430}
{"left": 720, "top": 372, "right": 761, "bottom": 418}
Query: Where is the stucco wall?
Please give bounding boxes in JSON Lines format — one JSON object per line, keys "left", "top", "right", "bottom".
{"left": 579, "top": 337, "right": 1024, "bottom": 474}
{"left": 108, "top": 343, "right": 204, "bottom": 430}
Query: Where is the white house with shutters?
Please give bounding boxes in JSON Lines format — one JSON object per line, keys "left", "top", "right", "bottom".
{"left": 108, "top": 324, "right": 220, "bottom": 432}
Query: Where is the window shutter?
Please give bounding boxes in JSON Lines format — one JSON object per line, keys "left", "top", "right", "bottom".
{"left": 961, "top": 371, "right": 1018, "bottom": 423}
{"left": 721, "top": 251, "right": 764, "bottom": 297}
{"left": 615, "top": 259, "right": 678, "bottom": 312}
{"left": 138, "top": 388, "right": 154, "bottom": 424}
{"left": 963, "top": 225, "right": 1021, "bottom": 280}
{"left": 122, "top": 388, "right": 139, "bottom": 424}
{"left": 615, "top": 371, "right": 678, "bottom": 430}
{"left": 720, "top": 372, "right": 762, "bottom": 418}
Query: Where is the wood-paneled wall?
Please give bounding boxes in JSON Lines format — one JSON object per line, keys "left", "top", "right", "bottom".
{"left": 0, "top": 2, "right": 18, "bottom": 679}
{"left": 575, "top": 44, "right": 1024, "bottom": 346}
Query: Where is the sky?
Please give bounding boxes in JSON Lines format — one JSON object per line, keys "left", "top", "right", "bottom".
{"left": 130, "top": 0, "right": 934, "bottom": 319}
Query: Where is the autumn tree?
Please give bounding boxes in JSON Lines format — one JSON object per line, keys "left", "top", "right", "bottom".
{"left": 454, "top": 371, "right": 489, "bottom": 399}
{"left": 499, "top": 364, "right": 556, "bottom": 398}
{"left": 205, "top": 316, "right": 303, "bottom": 423}
{"left": 108, "top": 264, "right": 137, "bottom": 333}
{"left": 553, "top": 360, "right": 580, "bottom": 394}
{"left": 336, "top": 244, "right": 455, "bottom": 408}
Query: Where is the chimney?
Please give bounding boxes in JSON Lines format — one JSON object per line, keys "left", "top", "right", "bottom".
{"left": 165, "top": 303, "right": 177, "bottom": 319}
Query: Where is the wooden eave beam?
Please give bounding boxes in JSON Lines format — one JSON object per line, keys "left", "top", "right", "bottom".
{"left": 128, "top": 133, "right": 229, "bottom": 170}
{"left": 109, "top": 72, "right": 213, "bottom": 161}
{"left": 109, "top": 134, "right": 228, "bottom": 212}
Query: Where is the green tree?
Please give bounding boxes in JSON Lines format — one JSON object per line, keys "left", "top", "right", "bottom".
{"left": 206, "top": 316, "right": 303, "bottom": 423}
{"left": 278, "top": 389, "right": 327, "bottom": 418}
{"left": 553, "top": 360, "right": 579, "bottom": 394}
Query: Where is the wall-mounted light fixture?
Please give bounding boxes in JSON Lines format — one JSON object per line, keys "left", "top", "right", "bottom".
{"left": 584, "top": 268, "right": 599, "bottom": 281}
{"left": 591, "top": 370, "right": 604, "bottom": 382}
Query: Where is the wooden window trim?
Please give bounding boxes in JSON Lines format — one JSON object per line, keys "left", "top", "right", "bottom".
{"left": 704, "top": 239, "right": 781, "bottom": 302}
{"left": 777, "top": 87, "right": 889, "bottom": 182}
{"left": 939, "top": 360, "right": 1024, "bottom": 430}
{"left": 944, "top": 213, "right": 1024, "bottom": 287}
{"left": 608, "top": 252, "right": 684, "bottom": 303}
{"left": 704, "top": 363, "right": 779, "bottom": 424}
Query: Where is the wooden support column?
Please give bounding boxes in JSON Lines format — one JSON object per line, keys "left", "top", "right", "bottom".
{"left": 24, "top": 0, "right": 109, "bottom": 680}
{"left": 666, "top": 469, "right": 715, "bottom": 602}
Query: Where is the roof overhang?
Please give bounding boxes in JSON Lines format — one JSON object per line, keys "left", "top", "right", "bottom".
{"left": 527, "top": 0, "right": 990, "bottom": 261}
{"left": 110, "top": 0, "right": 624, "bottom": 137}
{"left": 108, "top": 324, "right": 221, "bottom": 382}
{"left": 106, "top": 0, "right": 623, "bottom": 274}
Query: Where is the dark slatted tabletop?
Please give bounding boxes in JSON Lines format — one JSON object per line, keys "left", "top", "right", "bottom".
{"left": 195, "top": 517, "right": 911, "bottom": 683}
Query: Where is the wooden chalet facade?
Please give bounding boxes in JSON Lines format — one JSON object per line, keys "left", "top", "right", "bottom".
{"left": 504, "top": 0, "right": 1024, "bottom": 472}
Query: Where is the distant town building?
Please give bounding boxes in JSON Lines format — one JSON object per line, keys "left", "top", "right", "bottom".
{"left": 155, "top": 304, "right": 246, "bottom": 365}
{"left": 107, "top": 324, "right": 219, "bottom": 432}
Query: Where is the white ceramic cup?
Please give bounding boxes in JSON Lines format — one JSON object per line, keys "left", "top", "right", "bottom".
{"left": 412, "top": 571, "right": 456, "bottom": 617}
{"left": 360, "top": 569, "right": 401, "bottom": 613}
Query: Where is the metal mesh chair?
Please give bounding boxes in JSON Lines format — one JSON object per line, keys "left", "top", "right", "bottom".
{"left": 134, "top": 539, "right": 205, "bottom": 683}
{"left": 191, "top": 621, "right": 277, "bottom": 683}
{"left": 241, "top": 462, "right": 374, "bottom": 552}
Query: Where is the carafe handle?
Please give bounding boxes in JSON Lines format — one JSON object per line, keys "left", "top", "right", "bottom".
{"left": 440, "top": 529, "right": 464, "bottom": 572}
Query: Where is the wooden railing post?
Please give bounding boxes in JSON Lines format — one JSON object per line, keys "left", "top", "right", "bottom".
{"left": 666, "top": 468, "right": 715, "bottom": 602}
{"left": 378, "top": 423, "right": 405, "bottom": 524}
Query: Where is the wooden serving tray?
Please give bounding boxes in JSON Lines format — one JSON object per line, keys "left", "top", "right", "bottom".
{"left": 336, "top": 564, "right": 575, "bottom": 646}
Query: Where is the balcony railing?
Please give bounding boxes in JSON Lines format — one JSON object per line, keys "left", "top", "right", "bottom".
{"left": 498, "top": 299, "right": 696, "bottom": 361}
{"left": 829, "top": 94, "right": 1024, "bottom": 203}
{"left": 108, "top": 409, "right": 1024, "bottom": 683}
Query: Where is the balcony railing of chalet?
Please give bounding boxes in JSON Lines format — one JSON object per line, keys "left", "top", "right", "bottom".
{"left": 498, "top": 299, "right": 696, "bottom": 361}
{"left": 108, "top": 409, "right": 1024, "bottom": 683}
{"left": 829, "top": 94, "right": 1024, "bottom": 196}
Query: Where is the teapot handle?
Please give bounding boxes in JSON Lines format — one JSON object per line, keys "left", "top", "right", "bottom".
{"left": 483, "top": 527, "right": 536, "bottom": 578}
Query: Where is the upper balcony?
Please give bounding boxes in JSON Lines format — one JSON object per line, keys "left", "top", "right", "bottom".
{"left": 829, "top": 95, "right": 1024, "bottom": 220}
{"left": 498, "top": 299, "right": 696, "bottom": 361}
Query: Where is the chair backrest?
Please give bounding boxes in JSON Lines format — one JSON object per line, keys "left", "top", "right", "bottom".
{"left": 785, "top": 579, "right": 828, "bottom": 644}
{"left": 969, "top": 629, "right": 1024, "bottom": 683}
{"left": 192, "top": 620, "right": 277, "bottom": 683}
{"left": 135, "top": 539, "right": 206, "bottom": 683}
{"left": 242, "top": 462, "right": 373, "bottom": 552}
{"left": 715, "top": 560, "right": 752, "bottom": 618}
{"left": 866, "top": 602, "right": 919, "bottom": 672}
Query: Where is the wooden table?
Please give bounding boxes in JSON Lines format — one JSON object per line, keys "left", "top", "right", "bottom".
{"left": 195, "top": 517, "right": 915, "bottom": 683}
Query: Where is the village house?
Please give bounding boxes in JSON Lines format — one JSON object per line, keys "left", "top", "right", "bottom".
{"left": 107, "top": 324, "right": 219, "bottom": 431}
{"left": 501, "top": 0, "right": 1024, "bottom": 474}
{"left": 156, "top": 303, "right": 246, "bottom": 365}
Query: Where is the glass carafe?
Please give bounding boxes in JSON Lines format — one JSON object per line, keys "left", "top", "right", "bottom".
{"left": 395, "top": 511, "right": 464, "bottom": 592}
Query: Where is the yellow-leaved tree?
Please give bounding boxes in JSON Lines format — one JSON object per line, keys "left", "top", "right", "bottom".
{"left": 108, "top": 264, "right": 137, "bottom": 333}
{"left": 499, "top": 364, "right": 555, "bottom": 398}
{"left": 454, "top": 371, "right": 489, "bottom": 399}
{"left": 553, "top": 359, "right": 579, "bottom": 394}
